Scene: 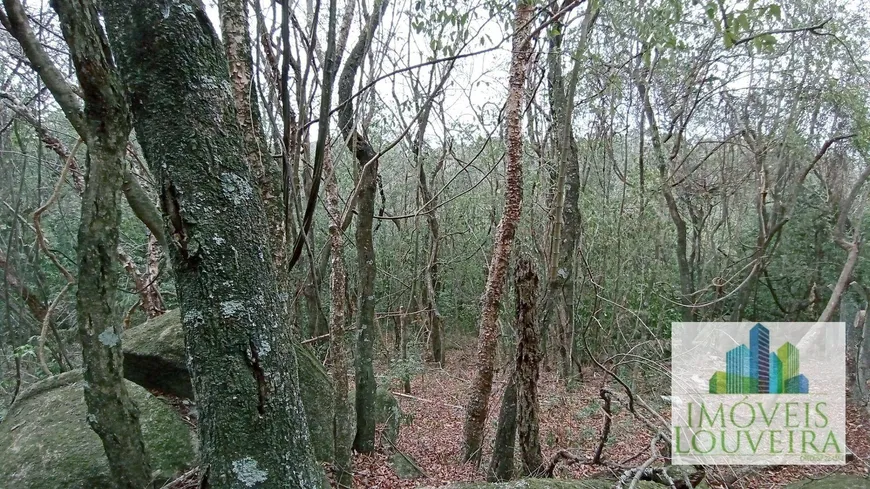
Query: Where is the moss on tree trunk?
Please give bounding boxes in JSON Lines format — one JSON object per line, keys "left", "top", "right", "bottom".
{"left": 101, "top": 2, "right": 322, "bottom": 487}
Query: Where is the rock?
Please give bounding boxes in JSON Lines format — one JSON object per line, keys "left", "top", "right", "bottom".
{"left": 122, "top": 310, "right": 336, "bottom": 462}
{"left": 0, "top": 370, "right": 196, "bottom": 489}
{"left": 388, "top": 451, "right": 425, "bottom": 479}
{"left": 784, "top": 474, "right": 870, "bottom": 488}
{"left": 375, "top": 387, "right": 403, "bottom": 447}
{"left": 295, "top": 340, "right": 335, "bottom": 463}
{"left": 123, "top": 309, "right": 192, "bottom": 399}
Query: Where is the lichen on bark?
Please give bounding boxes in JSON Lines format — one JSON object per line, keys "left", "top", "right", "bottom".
{"left": 100, "top": 1, "right": 322, "bottom": 487}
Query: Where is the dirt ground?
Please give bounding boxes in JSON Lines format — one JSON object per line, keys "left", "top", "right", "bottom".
{"left": 351, "top": 341, "right": 870, "bottom": 488}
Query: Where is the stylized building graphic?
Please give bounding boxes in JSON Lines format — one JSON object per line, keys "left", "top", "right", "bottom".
{"left": 769, "top": 351, "right": 782, "bottom": 394}
{"left": 709, "top": 371, "right": 727, "bottom": 393}
{"left": 778, "top": 342, "right": 800, "bottom": 392}
{"left": 750, "top": 323, "right": 770, "bottom": 393}
{"left": 710, "top": 324, "right": 808, "bottom": 394}
{"left": 785, "top": 373, "right": 809, "bottom": 394}
{"left": 726, "top": 344, "right": 756, "bottom": 393}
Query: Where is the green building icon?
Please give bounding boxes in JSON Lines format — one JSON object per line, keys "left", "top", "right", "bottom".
{"left": 709, "top": 371, "right": 727, "bottom": 394}
{"left": 708, "top": 327, "right": 808, "bottom": 394}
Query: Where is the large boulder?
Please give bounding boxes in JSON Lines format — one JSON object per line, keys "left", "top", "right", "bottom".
{"left": 123, "top": 310, "right": 192, "bottom": 399}
{"left": 0, "top": 370, "right": 196, "bottom": 489}
{"left": 122, "top": 310, "right": 336, "bottom": 462}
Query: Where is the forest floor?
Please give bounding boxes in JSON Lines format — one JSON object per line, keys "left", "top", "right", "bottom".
{"left": 350, "top": 338, "right": 870, "bottom": 488}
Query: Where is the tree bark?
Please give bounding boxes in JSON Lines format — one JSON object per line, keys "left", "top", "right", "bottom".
{"left": 336, "top": 0, "right": 389, "bottom": 454}
{"left": 101, "top": 2, "right": 322, "bottom": 487}
{"left": 514, "top": 255, "right": 544, "bottom": 476}
{"left": 45, "top": 0, "right": 154, "bottom": 485}
{"left": 487, "top": 374, "right": 517, "bottom": 482}
{"left": 462, "top": 0, "right": 533, "bottom": 463}
{"left": 219, "top": 0, "right": 287, "bottom": 300}
{"left": 325, "top": 146, "right": 354, "bottom": 488}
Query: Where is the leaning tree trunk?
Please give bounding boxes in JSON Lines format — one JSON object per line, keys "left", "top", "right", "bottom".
{"left": 462, "top": 0, "right": 533, "bottom": 463}
{"left": 337, "top": 0, "right": 389, "bottom": 454}
{"left": 818, "top": 240, "right": 860, "bottom": 323}
{"left": 101, "top": 2, "right": 322, "bottom": 487}
{"left": 514, "top": 255, "right": 544, "bottom": 476}
{"left": 2, "top": 0, "right": 153, "bottom": 485}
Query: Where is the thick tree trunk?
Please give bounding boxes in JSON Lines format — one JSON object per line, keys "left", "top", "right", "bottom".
{"left": 352, "top": 156, "right": 379, "bottom": 453}
{"left": 77, "top": 142, "right": 154, "bottom": 489}
{"left": 514, "top": 256, "right": 544, "bottom": 476}
{"left": 101, "top": 2, "right": 322, "bottom": 487}
{"left": 487, "top": 374, "right": 517, "bottom": 482}
{"left": 462, "top": 0, "right": 533, "bottom": 463}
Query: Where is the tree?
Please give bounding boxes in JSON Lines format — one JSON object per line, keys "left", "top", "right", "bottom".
{"left": 1, "top": 0, "right": 152, "bottom": 485}
{"left": 336, "top": 0, "right": 390, "bottom": 454}
{"left": 462, "top": 0, "right": 534, "bottom": 463}
{"left": 325, "top": 144, "right": 355, "bottom": 488}
{"left": 100, "top": 1, "right": 323, "bottom": 487}
{"left": 219, "top": 0, "right": 287, "bottom": 300}
{"left": 514, "top": 255, "right": 543, "bottom": 476}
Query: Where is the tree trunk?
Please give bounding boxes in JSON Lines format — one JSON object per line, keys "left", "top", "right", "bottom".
{"left": 636, "top": 78, "right": 694, "bottom": 321}
{"left": 400, "top": 308, "right": 411, "bottom": 394}
{"left": 101, "top": 2, "right": 322, "bottom": 487}
{"left": 336, "top": 0, "right": 389, "bottom": 454}
{"left": 541, "top": 3, "right": 592, "bottom": 380}
{"left": 351, "top": 153, "right": 379, "bottom": 453}
{"left": 325, "top": 146, "right": 354, "bottom": 489}
{"left": 219, "top": 0, "right": 287, "bottom": 300}
{"left": 818, "top": 240, "right": 860, "bottom": 323}
{"left": 854, "top": 309, "right": 868, "bottom": 402}
{"left": 462, "top": 0, "right": 533, "bottom": 463}
{"left": 487, "top": 374, "right": 517, "bottom": 482}
{"left": 514, "top": 256, "right": 544, "bottom": 476}
{"left": 4, "top": 0, "right": 156, "bottom": 485}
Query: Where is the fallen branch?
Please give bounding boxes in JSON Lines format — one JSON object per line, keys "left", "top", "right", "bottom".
{"left": 592, "top": 388, "right": 612, "bottom": 464}
{"left": 545, "top": 449, "right": 587, "bottom": 477}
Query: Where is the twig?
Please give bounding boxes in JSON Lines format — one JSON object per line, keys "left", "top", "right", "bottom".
{"left": 301, "top": 333, "right": 331, "bottom": 345}
{"left": 390, "top": 391, "right": 463, "bottom": 410}
{"left": 37, "top": 282, "right": 70, "bottom": 377}
{"left": 733, "top": 18, "right": 832, "bottom": 47}
{"left": 33, "top": 138, "right": 81, "bottom": 284}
